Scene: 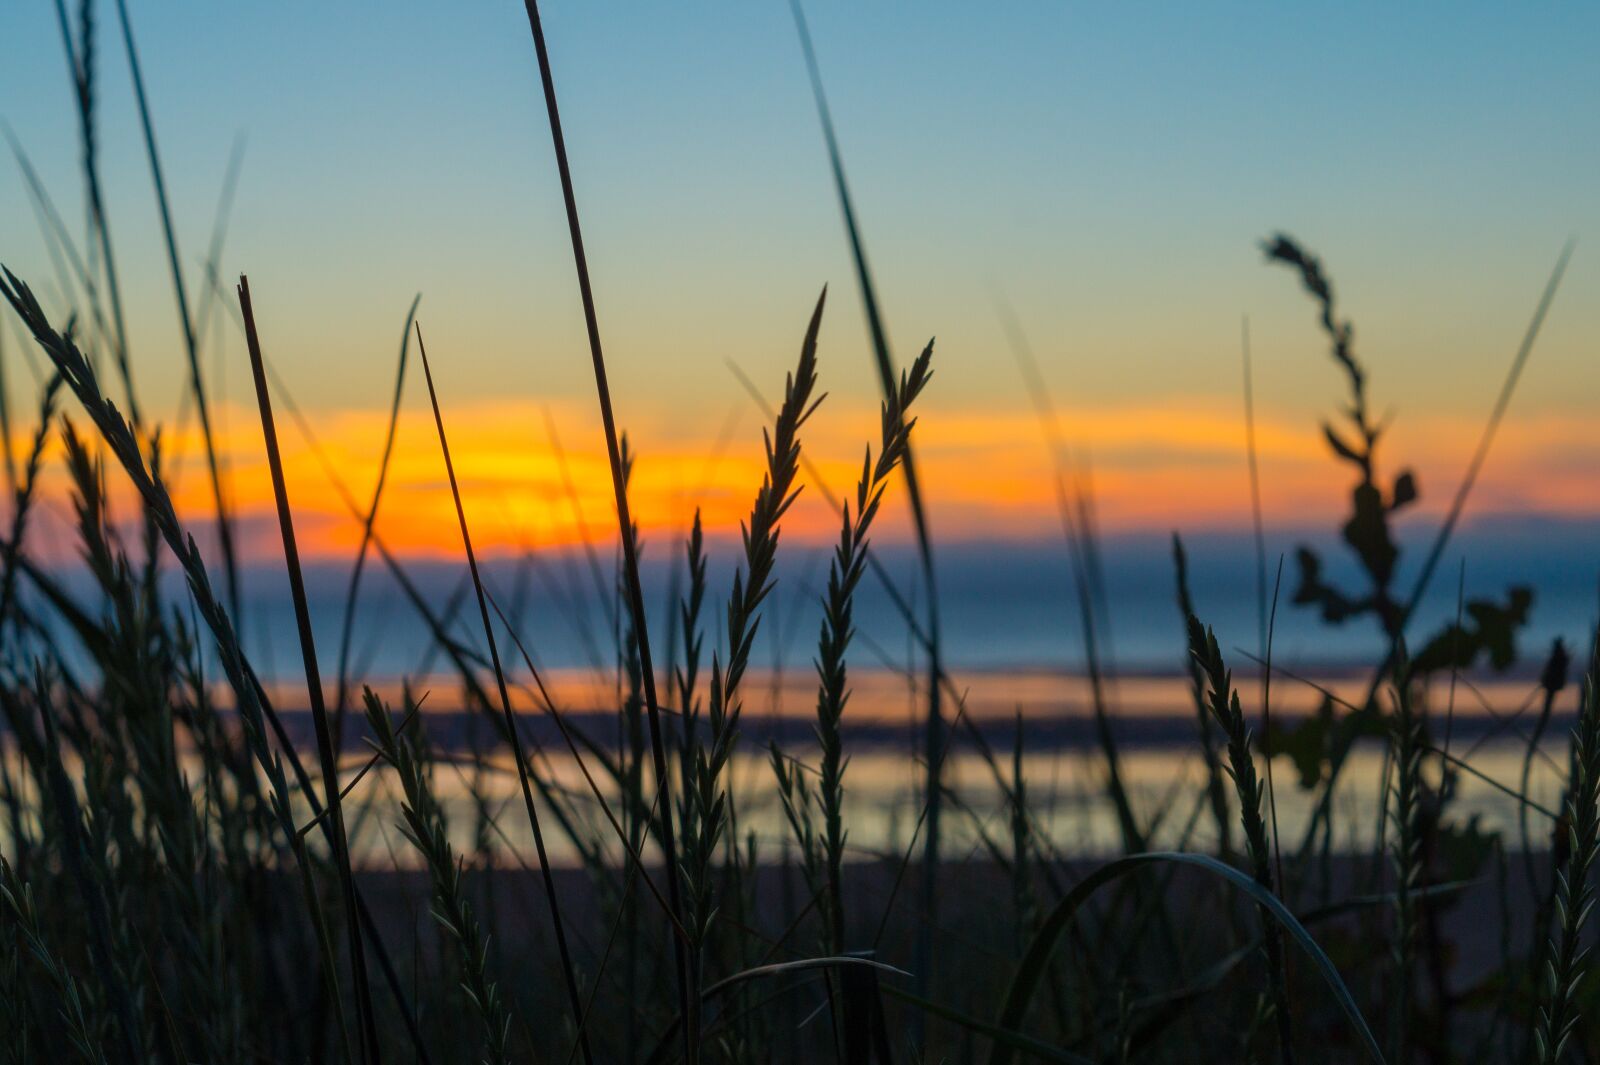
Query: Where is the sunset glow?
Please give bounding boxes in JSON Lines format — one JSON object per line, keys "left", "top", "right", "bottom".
{"left": 12, "top": 392, "right": 1595, "bottom": 567}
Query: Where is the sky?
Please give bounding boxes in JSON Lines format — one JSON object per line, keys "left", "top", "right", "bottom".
{"left": 2, "top": 2, "right": 1598, "bottom": 565}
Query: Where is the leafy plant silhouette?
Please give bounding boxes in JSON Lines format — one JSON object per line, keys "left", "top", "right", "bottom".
{"left": 1262, "top": 234, "right": 1531, "bottom": 679}
{"left": 1262, "top": 234, "right": 1416, "bottom": 640}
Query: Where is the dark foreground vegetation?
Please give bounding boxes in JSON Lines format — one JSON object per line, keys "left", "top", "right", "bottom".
{"left": 1, "top": 2, "right": 1594, "bottom": 1062}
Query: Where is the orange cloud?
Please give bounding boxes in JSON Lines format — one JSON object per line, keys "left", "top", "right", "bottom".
{"left": 10, "top": 393, "right": 1597, "bottom": 565}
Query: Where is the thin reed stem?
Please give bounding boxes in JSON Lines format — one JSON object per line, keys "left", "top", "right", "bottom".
{"left": 364, "top": 690, "right": 510, "bottom": 1065}
{"left": 1532, "top": 636, "right": 1600, "bottom": 1064}
{"left": 995, "top": 299, "right": 1142, "bottom": 853}
{"left": 413, "top": 322, "right": 593, "bottom": 1065}
{"left": 1393, "top": 240, "right": 1573, "bottom": 647}
{"left": 789, "top": 7, "right": 948, "bottom": 1024}
{"left": 113, "top": 0, "right": 241, "bottom": 624}
{"left": 1241, "top": 315, "right": 1267, "bottom": 657}
{"left": 1388, "top": 667, "right": 1423, "bottom": 1065}
{"left": 1172, "top": 535, "right": 1234, "bottom": 859}
{"left": 51, "top": 0, "right": 140, "bottom": 430}
{"left": 334, "top": 293, "right": 421, "bottom": 731}
{"left": 516, "top": 6, "right": 694, "bottom": 1057}
{"left": 1188, "top": 615, "right": 1296, "bottom": 1065}
{"left": 1, "top": 267, "right": 432, "bottom": 1064}
{"left": 238, "top": 275, "right": 381, "bottom": 1065}
{"left": 814, "top": 341, "right": 932, "bottom": 952}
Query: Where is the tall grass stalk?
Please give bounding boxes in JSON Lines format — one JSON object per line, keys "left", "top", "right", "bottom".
{"left": 1532, "top": 636, "right": 1600, "bottom": 1065}
{"left": 50, "top": 0, "right": 139, "bottom": 430}
{"left": 1521, "top": 643, "right": 1571, "bottom": 899}
{"left": 1390, "top": 240, "right": 1573, "bottom": 653}
{"left": 364, "top": 689, "right": 510, "bottom": 1065}
{"left": 413, "top": 322, "right": 593, "bottom": 1065}
{"left": 789, "top": 8, "right": 950, "bottom": 1019}
{"left": 1262, "top": 560, "right": 1288, "bottom": 907}
{"left": 1241, "top": 315, "right": 1267, "bottom": 657}
{"left": 516, "top": 6, "right": 695, "bottom": 1056}
{"left": 1388, "top": 668, "right": 1423, "bottom": 1065}
{"left": 190, "top": 134, "right": 247, "bottom": 367}
{"left": 1, "top": 266, "right": 432, "bottom": 1061}
{"left": 1172, "top": 535, "right": 1234, "bottom": 859}
{"left": 334, "top": 293, "right": 421, "bottom": 731}
{"left": 993, "top": 299, "right": 1142, "bottom": 856}
{"left": 676, "top": 510, "right": 708, "bottom": 792}
{"left": 1, "top": 131, "right": 117, "bottom": 409}
{"left": 113, "top": 0, "right": 241, "bottom": 623}
{"left": 686, "top": 290, "right": 823, "bottom": 1050}
{"left": 0, "top": 856, "right": 105, "bottom": 1065}
{"left": 238, "top": 275, "right": 381, "bottom": 1064}
{"left": 1188, "top": 615, "right": 1296, "bottom": 1065}
{"left": 809, "top": 340, "right": 931, "bottom": 955}
{"left": 0, "top": 375, "right": 63, "bottom": 630}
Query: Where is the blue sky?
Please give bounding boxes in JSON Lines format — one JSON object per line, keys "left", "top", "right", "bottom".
{"left": 3, "top": 2, "right": 1594, "bottom": 411}
{"left": 1, "top": 3, "right": 1597, "bottom": 570}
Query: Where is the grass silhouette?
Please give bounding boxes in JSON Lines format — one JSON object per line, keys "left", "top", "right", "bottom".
{"left": 0, "top": 5, "right": 1593, "bottom": 1064}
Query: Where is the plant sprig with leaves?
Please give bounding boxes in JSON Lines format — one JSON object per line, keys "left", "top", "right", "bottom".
{"left": 1262, "top": 234, "right": 1416, "bottom": 640}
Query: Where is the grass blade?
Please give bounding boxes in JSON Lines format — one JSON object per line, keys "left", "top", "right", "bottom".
{"left": 51, "top": 0, "right": 140, "bottom": 428}
{"left": 1241, "top": 314, "right": 1267, "bottom": 656}
{"left": 1394, "top": 239, "right": 1574, "bottom": 640}
{"left": 113, "top": 0, "right": 241, "bottom": 624}
{"left": 988, "top": 851, "right": 1386, "bottom": 1065}
{"left": 2, "top": 266, "right": 431, "bottom": 1064}
{"left": 883, "top": 985, "right": 1095, "bottom": 1065}
{"left": 994, "top": 298, "right": 1143, "bottom": 854}
{"left": 517, "top": 3, "right": 693, "bottom": 1057}
{"left": 334, "top": 293, "right": 421, "bottom": 728}
{"left": 238, "top": 275, "right": 381, "bottom": 1065}
{"left": 789, "top": 5, "right": 949, "bottom": 1016}
{"left": 413, "top": 322, "right": 593, "bottom": 1065}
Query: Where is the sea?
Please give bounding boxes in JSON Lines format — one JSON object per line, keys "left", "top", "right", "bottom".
{"left": 9, "top": 516, "right": 1596, "bottom": 862}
